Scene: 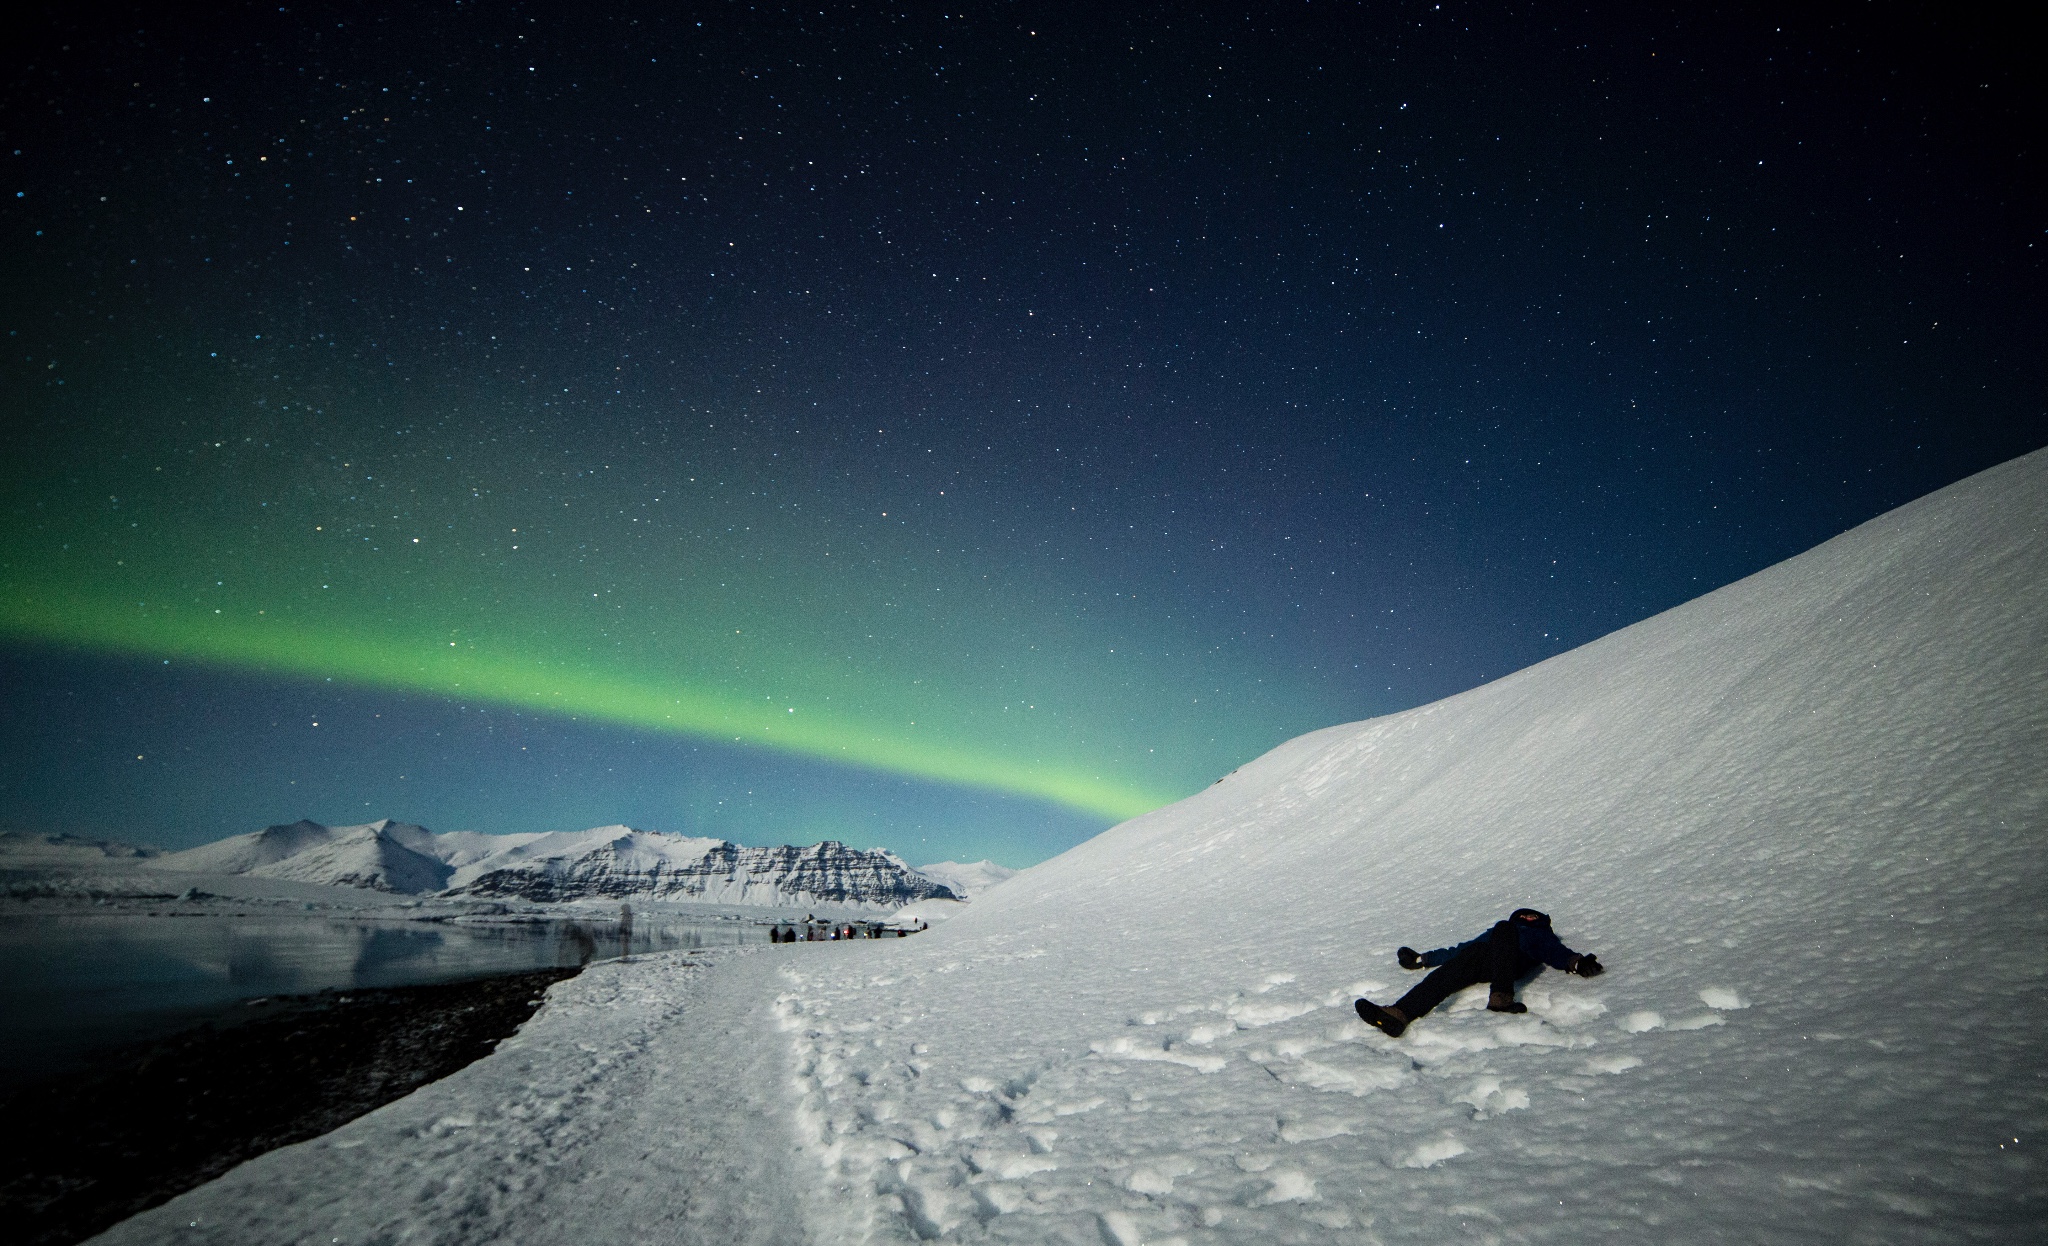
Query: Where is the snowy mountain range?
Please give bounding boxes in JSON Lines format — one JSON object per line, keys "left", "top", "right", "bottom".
{"left": 145, "top": 820, "right": 960, "bottom": 908}
{"left": 0, "top": 831, "right": 161, "bottom": 863}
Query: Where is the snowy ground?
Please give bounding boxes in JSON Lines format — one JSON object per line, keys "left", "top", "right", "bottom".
{"left": 93, "top": 948, "right": 815, "bottom": 1246}
{"left": 95, "top": 450, "right": 2045, "bottom": 1243}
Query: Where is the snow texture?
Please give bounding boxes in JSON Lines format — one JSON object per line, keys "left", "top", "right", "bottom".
{"left": 90, "top": 950, "right": 814, "bottom": 1246}
{"left": 97, "top": 449, "right": 2047, "bottom": 1243}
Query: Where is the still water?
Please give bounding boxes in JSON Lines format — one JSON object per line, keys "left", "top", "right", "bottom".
{"left": 0, "top": 910, "right": 768, "bottom": 1087}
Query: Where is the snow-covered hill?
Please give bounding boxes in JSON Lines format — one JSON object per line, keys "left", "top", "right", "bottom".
{"left": 162, "top": 819, "right": 453, "bottom": 893}
{"left": 762, "top": 447, "right": 2048, "bottom": 1241}
{"left": 147, "top": 819, "right": 957, "bottom": 909}
{"left": 92, "top": 449, "right": 2047, "bottom": 1245}
{"left": 914, "top": 860, "right": 1019, "bottom": 900}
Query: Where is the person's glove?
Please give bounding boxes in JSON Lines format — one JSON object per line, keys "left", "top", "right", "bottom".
{"left": 1397, "top": 946, "right": 1423, "bottom": 971}
{"left": 1570, "top": 953, "right": 1604, "bottom": 978}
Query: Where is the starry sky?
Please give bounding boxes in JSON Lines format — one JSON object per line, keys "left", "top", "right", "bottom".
{"left": 2, "top": 2, "right": 2040, "bottom": 866}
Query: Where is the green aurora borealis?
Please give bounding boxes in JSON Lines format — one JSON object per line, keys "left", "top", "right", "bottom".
{"left": 1, "top": 364, "right": 1337, "bottom": 825}
{"left": 5, "top": 4, "right": 2038, "bottom": 861}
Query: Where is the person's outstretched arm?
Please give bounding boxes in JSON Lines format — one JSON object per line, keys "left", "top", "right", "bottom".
{"left": 1410, "top": 937, "right": 1475, "bottom": 968}
{"left": 1520, "top": 925, "right": 1604, "bottom": 975}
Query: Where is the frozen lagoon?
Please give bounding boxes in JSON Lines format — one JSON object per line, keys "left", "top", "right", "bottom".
{"left": 0, "top": 903, "right": 766, "bottom": 1088}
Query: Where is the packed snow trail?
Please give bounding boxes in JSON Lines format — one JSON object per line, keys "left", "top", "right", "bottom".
{"left": 95, "top": 448, "right": 2045, "bottom": 1243}
{"left": 93, "top": 949, "right": 814, "bottom": 1245}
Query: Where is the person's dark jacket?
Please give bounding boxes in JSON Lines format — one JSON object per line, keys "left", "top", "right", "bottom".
{"left": 1416, "top": 912, "right": 1581, "bottom": 972}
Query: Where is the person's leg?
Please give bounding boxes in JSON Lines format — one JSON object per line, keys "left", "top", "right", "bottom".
{"left": 1486, "top": 922, "right": 1540, "bottom": 1011}
{"left": 1392, "top": 940, "right": 1491, "bottom": 1020}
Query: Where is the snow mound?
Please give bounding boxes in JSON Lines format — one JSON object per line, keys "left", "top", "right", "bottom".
{"left": 914, "top": 860, "right": 1021, "bottom": 900}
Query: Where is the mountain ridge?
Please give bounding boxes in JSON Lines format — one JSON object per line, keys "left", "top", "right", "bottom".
{"left": 133, "top": 820, "right": 959, "bottom": 909}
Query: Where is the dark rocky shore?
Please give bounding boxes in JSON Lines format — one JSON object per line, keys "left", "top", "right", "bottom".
{"left": 1, "top": 966, "right": 581, "bottom": 1246}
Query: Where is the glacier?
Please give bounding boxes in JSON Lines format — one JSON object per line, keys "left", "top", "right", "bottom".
{"left": 90, "top": 448, "right": 2046, "bottom": 1244}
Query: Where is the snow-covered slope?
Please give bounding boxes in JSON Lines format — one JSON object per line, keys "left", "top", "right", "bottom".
{"left": 157, "top": 818, "right": 340, "bottom": 875}
{"left": 439, "top": 824, "right": 725, "bottom": 895}
{"left": 92, "top": 449, "right": 2047, "bottom": 1245}
{"left": 253, "top": 821, "right": 454, "bottom": 894}
{"left": 762, "top": 448, "right": 2047, "bottom": 1241}
{"left": 914, "top": 860, "right": 1019, "bottom": 900}
{"left": 159, "top": 819, "right": 450, "bottom": 894}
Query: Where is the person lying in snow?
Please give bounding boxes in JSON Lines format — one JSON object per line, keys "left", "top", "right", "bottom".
{"left": 1354, "top": 907, "right": 1603, "bottom": 1038}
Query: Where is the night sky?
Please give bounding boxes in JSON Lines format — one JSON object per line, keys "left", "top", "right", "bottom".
{"left": 3, "top": 3, "right": 2040, "bottom": 866}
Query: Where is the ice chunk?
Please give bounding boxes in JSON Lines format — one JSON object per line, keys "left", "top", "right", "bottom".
{"left": 1226, "top": 999, "right": 1319, "bottom": 1028}
{"left": 1278, "top": 1117, "right": 1355, "bottom": 1143}
{"left": 1400, "top": 1136, "right": 1469, "bottom": 1169}
{"left": 1284, "top": 1057, "right": 1408, "bottom": 1097}
{"left": 1123, "top": 1156, "right": 1195, "bottom": 1194}
{"left": 1669, "top": 1013, "right": 1726, "bottom": 1031}
{"left": 1699, "top": 987, "right": 1751, "bottom": 1010}
{"left": 1257, "top": 1170, "right": 1317, "bottom": 1203}
{"left": 1455, "top": 1076, "right": 1530, "bottom": 1117}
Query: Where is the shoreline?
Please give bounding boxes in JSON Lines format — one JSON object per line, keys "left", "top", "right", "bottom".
{"left": 1, "top": 965, "right": 581, "bottom": 1246}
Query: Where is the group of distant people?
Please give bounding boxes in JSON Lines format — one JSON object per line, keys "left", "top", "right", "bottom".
{"left": 770, "top": 916, "right": 928, "bottom": 942}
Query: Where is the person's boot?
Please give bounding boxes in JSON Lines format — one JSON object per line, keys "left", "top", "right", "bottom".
{"left": 1487, "top": 990, "right": 1527, "bottom": 1014}
{"left": 1397, "top": 946, "right": 1423, "bottom": 970}
{"left": 1355, "top": 999, "right": 1409, "bottom": 1037}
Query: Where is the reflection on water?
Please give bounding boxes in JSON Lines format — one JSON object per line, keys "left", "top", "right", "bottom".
{"left": 0, "top": 910, "right": 764, "bottom": 1087}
